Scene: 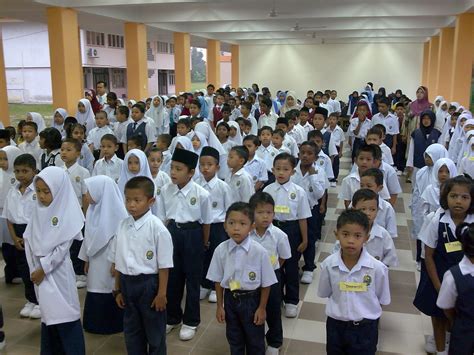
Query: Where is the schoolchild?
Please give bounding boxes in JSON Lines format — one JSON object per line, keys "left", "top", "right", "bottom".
{"left": 243, "top": 135, "right": 268, "bottom": 191}
{"left": 39, "top": 128, "right": 64, "bottom": 169}
{"left": 225, "top": 145, "right": 254, "bottom": 203}
{"left": 92, "top": 134, "right": 123, "bottom": 183}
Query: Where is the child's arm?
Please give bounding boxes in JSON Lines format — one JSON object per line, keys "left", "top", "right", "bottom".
{"left": 145, "top": 142, "right": 154, "bottom": 153}
{"left": 391, "top": 135, "right": 397, "bottom": 156}
{"left": 255, "top": 181, "right": 264, "bottom": 192}
{"left": 151, "top": 268, "right": 169, "bottom": 311}
{"left": 6, "top": 220, "right": 23, "bottom": 251}
{"left": 424, "top": 246, "right": 442, "bottom": 291}
{"left": 443, "top": 308, "right": 456, "bottom": 326}
{"left": 389, "top": 194, "right": 397, "bottom": 206}
{"left": 114, "top": 271, "right": 125, "bottom": 309}
{"left": 254, "top": 286, "right": 270, "bottom": 325}
{"left": 202, "top": 224, "right": 211, "bottom": 249}
{"left": 82, "top": 194, "right": 89, "bottom": 215}
{"left": 215, "top": 283, "right": 225, "bottom": 323}
{"left": 344, "top": 200, "right": 350, "bottom": 209}
{"left": 339, "top": 141, "right": 344, "bottom": 158}
{"left": 297, "top": 219, "right": 308, "bottom": 253}
{"left": 320, "top": 190, "right": 328, "bottom": 214}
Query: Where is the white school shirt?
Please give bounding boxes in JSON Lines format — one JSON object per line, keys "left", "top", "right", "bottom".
{"left": 287, "top": 126, "right": 305, "bottom": 146}
{"left": 109, "top": 211, "right": 173, "bottom": 276}
{"left": 244, "top": 156, "right": 268, "bottom": 185}
{"left": 87, "top": 126, "right": 114, "bottom": 150}
{"left": 256, "top": 144, "right": 279, "bottom": 172}
{"left": 242, "top": 115, "right": 259, "bottom": 136}
{"left": 437, "top": 256, "right": 474, "bottom": 309}
{"left": 2, "top": 183, "right": 36, "bottom": 224}
{"left": 257, "top": 112, "right": 279, "bottom": 129}
{"left": 114, "top": 119, "right": 133, "bottom": 144}
{"left": 292, "top": 162, "right": 327, "bottom": 208}
{"left": 78, "top": 239, "right": 114, "bottom": 293}
{"left": 155, "top": 180, "right": 212, "bottom": 224}
{"left": 319, "top": 102, "right": 332, "bottom": 114}
{"left": 380, "top": 143, "right": 394, "bottom": 165}
{"left": 297, "top": 122, "right": 313, "bottom": 136}
{"left": 151, "top": 171, "right": 172, "bottom": 216}
{"left": 195, "top": 175, "right": 234, "bottom": 224}
{"left": 275, "top": 145, "right": 291, "bottom": 155}
{"left": 375, "top": 197, "right": 398, "bottom": 238}
{"left": 317, "top": 248, "right": 390, "bottom": 321}
{"left": 371, "top": 112, "right": 400, "bottom": 135}
{"left": 225, "top": 167, "right": 254, "bottom": 203}
{"left": 315, "top": 152, "right": 335, "bottom": 180}
{"left": 65, "top": 163, "right": 90, "bottom": 207}
{"left": 92, "top": 155, "right": 123, "bottom": 183}
{"left": 328, "top": 98, "right": 341, "bottom": 114}
{"left": 263, "top": 180, "right": 312, "bottom": 221}
{"left": 249, "top": 224, "right": 291, "bottom": 270}
{"left": 320, "top": 127, "right": 339, "bottom": 157}
{"left": 220, "top": 139, "right": 237, "bottom": 154}
{"left": 18, "top": 138, "right": 42, "bottom": 169}
{"left": 282, "top": 135, "right": 299, "bottom": 158}
{"left": 230, "top": 108, "right": 241, "bottom": 121}
{"left": 79, "top": 143, "right": 94, "bottom": 173}
{"left": 102, "top": 104, "right": 117, "bottom": 123}
{"left": 338, "top": 171, "right": 391, "bottom": 202}
{"left": 349, "top": 117, "right": 372, "bottom": 139}
{"left": 328, "top": 125, "right": 344, "bottom": 148}
{"left": 160, "top": 150, "right": 171, "bottom": 175}
{"left": 41, "top": 149, "right": 65, "bottom": 169}
{"left": 379, "top": 161, "right": 402, "bottom": 195}
{"left": 206, "top": 236, "right": 277, "bottom": 290}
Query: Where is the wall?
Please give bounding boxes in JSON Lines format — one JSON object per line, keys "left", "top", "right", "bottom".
{"left": 239, "top": 43, "right": 423, "bottom": 101}
{"left": 220, "top": 61, "right": 231, "bottom": 88}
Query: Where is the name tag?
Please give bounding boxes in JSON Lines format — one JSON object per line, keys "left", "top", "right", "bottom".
{"left": 339, "top": 282, "right": 368, "bottom": 292}
{"left": 274, "top": 205, "right": 290, "bottom": 214}
{"left": 270, "top": 254, "right": 278, "bottom": 266}
{"left": 445, "top": 241, "right": 462, "bottom": 253}
{"left": 229, "top": 280, "right": 241, "bottom": 291}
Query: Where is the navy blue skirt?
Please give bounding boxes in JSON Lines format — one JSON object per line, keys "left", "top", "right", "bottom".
{"left": 83, "top": 292, "right": 124, "bottom": 334}
{"left": 413, "top": 261, "right": 445, "bottom": 318}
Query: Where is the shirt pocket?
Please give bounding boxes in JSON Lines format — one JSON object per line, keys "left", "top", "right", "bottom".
{"left": 243, "top": 262, "right": 262, "bottom": 288}
{"left": 287, "top": 190, "right": 300, "bottom": 217}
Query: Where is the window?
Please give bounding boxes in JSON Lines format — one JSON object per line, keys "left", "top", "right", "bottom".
{"left": 108, "top": 34, "right": 124, "bottom": 48}
{"left": 169, "top": 43, "right": 174, "bottom": 54}
{"left": 157, "top": 41, "right": 169, "bottom": 53}
{"left": 169, "top": 71, "right": 175, "bottom": 85}
{"left": 86, "top": 31, "right": 105, "bottom": 46}
{"left": 112, "top": 68, "right": 126, "bottom": 88}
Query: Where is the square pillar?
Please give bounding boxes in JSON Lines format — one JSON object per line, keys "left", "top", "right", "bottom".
{"left": 426, "top": 35, "right": 439, "bottom": 100}
{"left": 436, "top": 27, "right": 455, "bottom": 99}
{"left": 124, "top": 23, "right": 148, "bottom": 99}
{"left": 46, "top": 7, "right": 83, "bottom": 115}
{"left": 421, "top": 41, "right": 429, "bottom": 88}
{"left": 173, "top": 32, "right": 191, "bottom": 93}
{"left": 231, "top": 45, "right": 239, "bottom": 89}
{"left": 207, "top": 40, "right": 220, "bottom": 87}
{"left": 450, "top": 13, "right": 474, "bottom": 107}
{"left": 0, "top": 30, "right": 9, "bottom": 126}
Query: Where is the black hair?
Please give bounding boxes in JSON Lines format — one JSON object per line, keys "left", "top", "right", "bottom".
{"left": 273, "top": 152, "right": 296, "bottom": 168}
{"left": 336, "top": 209, "right": 370, "bottom": 234}
{"left": 243, "top": 120, "right": 252, "bottom": 128}
{"left": 285, "top": 109, "right": 299, "bottom": 121}
{"left": 352, "top": 188, "right": 379, "bottom": 208}
{"left": 235, "top": 117, "right": 245, "bottom": 124}
{"left": 96, "top": 80, "right": 107, "bottom": 88}
{"left": 0, "top": 129, "right": 10, "bottom": 141}
{"left": 258, "top": 126, "right": 273, "bottom": 135}
{"left": 360, "top": 168, "right": 384, "bottom": 186}
{"left": 146, "top": 147, "right": 163, "bottom": 158}
{"left": 132, "top": 103, "right": 145, "bottom": 114}
{"left": 106, "top": 92, "right": 117, "bottom": 101}
{"left": 177, "top": 118, "right": 191, "bottom": 128}
{"left": 62, "top": 138, "right": 82, "bottom": 152}
{"left": 14, "top": 153, "right": 37, "bottom": 170}
{"left": 23, "top": 121, "right": 38, "bottom": 132}
{"left": 367, "top": 126, "right": 384, "bottom": 138}
{"left": 455, "top": 222, "right": 474, "bottom": 257}
{"left": 356, "top": 144, "right": 379, "bottom": 160}
{"left": 68, "top": 123, "right": 85, "bottom": 139}
{"left": 95, "top": 110, "right": 108, "bottom": 119}
{"left": 241, "top": 102, "right": 252, "bottom": 111}
{"left": 299, "top": 107, "right": 309, "bottom": 114}
{"left": 216, "top": 122, "right": 230, "bottom": 131}
{"left": 249, "top": 191, "right": 275, "bottom": 210}
{"left": 125, "top": 176, "right": 155, "bottom": 199}
{"left": 299, "top": 141, "right": 320, "bottom": 155}
{"left": 372, "top": 124, "right": 386, "bottom": 135}
{"left": 101, "top": 133, "right": 118, "bottom": 145}
{"left": 190, "top": 99, "right": 201, "bottom": 109}
{"left": 230, "top": 145, "right": 249, "bottom": 164}
{"left": 225, "top": 202, "right": 254, "bottom": 223}
{"left": 378, "top": 97, "right": 390, "bottom": 106}
{"left": 157, "top": 134, "right": 172, "bottom": 148}
{"left": 440, "top": 176, "right": 474, "bottom": 213}
{"left": 395, "top": 102, "right": 405, "bottom": 109}
{"left": 39, "top": 128, "right": 62, "bottom": 150}
{"left": 307, "top": 129, "right": 323, "bottom": 141}
{"left": 328, "top": 112, "right": 338, "bottom": 120}
{"left": 127, "top": 136, "right": 143, "bottom": 148}
{"left": 117, "top": 105, "right": 130, "bottom": 117}
{"left": 207, "top": 84, "right": 215, "bottom": 89}
{"left": 5, "top": 126, "right": 15, "bottom": 140}
{"left": 272, "top": 128, "right": 285, "bottom": 139}
{"left": 261, "top": 97, "right": 272, "bottom": 109}
{"left": 243, "top": 134, "right": 259, "bottom": 146}
{"left": 221, "top": 104, "right": 231, "bottom": 114}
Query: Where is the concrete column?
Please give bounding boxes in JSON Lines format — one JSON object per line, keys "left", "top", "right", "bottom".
{"left": 173, "top": 32, "right": 191, "bottom": 93}
{"left": 124, "top": 22, "right": 148, "bottom": 99}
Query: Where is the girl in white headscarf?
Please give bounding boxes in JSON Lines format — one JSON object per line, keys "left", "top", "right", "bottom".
{"left": 227, "top": 121, "right": 243, "bottom": 145}
{"left": 191, "top": 131, "right": 208, "bottom": 155}
{"left": 448, "top": 113, "right": 471, "bottom": 161}
{"left": 118, "top": 149, "right": 153, "bottom": 196}
{"left": 421, "top": 158, "right": 457, "bottom": 215}
{"left": 458, "top": 136, "right": 474, "bottom": 179}
{"left": 279, "top": 91, "right": 300, "bottom": 117}
{"left": 76, "top": 99, "right": 96, "bottom": 133}
{"left": 457, "top": 128, "right": 474, "bottom": 166}
{"left": 434, "top": 100, "right": 449, "bottom": 132}
{"left": 52, "top": 108, "right": 68, "bottom": 138}
{"left": 26, "top": 112, "right": 46, "bottom": 133}
{"left": 79, "top": 175, "right": 128, "bottom": 334}
{"left": 146, "top": 95, "right": 168, "bottom": 136}
{"left": 194, "top": 121, "right": 229, "bottom": 179}
{"left": 23, "top": 167, "right": 85, "bottom": 353}
{"left": 432, "top": 95, "right": 445, "bottom": 112}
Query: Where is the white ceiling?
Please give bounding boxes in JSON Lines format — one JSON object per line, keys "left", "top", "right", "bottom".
{"left": 1, "top": 0, "right": 473, "bottom": 48}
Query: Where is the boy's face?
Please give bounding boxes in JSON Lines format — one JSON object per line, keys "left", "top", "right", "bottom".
{"left": 314, "top": 94, "right": 322, "bottom": 101}
{"left": 176, "top": 123, "right": 189, "bottom": 136}
{"left": 228, "top": 99, "right": 236, "bottom": 109}
{"left": 216, "top": 95, "right": 224, "bottom": 106}
{"left": 116, "top": 112, "right": 127, "bottom": 123}
{"left": 321, "top": 95, "right": 328, "bottom": 104}
{"left": 199, "top": 156, "right": 219, "bottom": 181}
{"left": 107, "top": 97, "right": 116, "bottom": 107}
{"left": 304, "top": 99, "right": 314, "bottom": 109}
{"left": 127, "top": 140, "right": 139, "bottom": 151}
{"left": 243, "top": 140, "right": 258, "bottom": 157}
{"left": 299, "top": 112, "right": 309, "bottom": 124}
{"left": 356, "top": 152, "right": 374, "bottom": 173}
{"left": 259, "top": 130, "right": 272, "bottom": 146}
{"left": 95, "top": 113, "right": 108, "bottom": 128}
{"left": 276, "top": 123, "right": 288, "bottom": 133}
{"left": 354, "top": 199, "right": 378, "bottom": 224}
{"left": 313, "top": 114, "right": 325, "bottom": 130}
{"left": 225, "top": 210, "right": 253, "bottom": 244}
{"left": 22, "top": 126, "right": 37, "bottom": 143}
{"left": 395, "top": 106, "right": 405, "bottom": 117}
{"left": 299, "top": 144, "right": 316, "bottom": 166}
{"left": 125, "top": 188, "right": 154, "bottom": 220}
{"left": 189, "top": 104, "right": 200, "bottom": 117}
{"left": 272, "top": 158, "right": 294, "bottom": 184}
{"left": 72, "top": 128, "right": 85, "bottom": 142}
{"left": 227, "top": 150, "right": 244, "bottom": 170}
{"left": 156, "top": 139, "right": 168, "bottom": 151}
{"left": 378, "top": 103, "right": 389, "bottom": 114}
{"left": 360, "top": 175, "right": 383, "bottom": 194}
{"left": 0, "top": 139, "right": 9, "bottom": 149}
{"left": 243, "top": 124, "right": 251, "bottom": 135}
{"left": 335, "top": 222, "right": 369, "bottom": 257}
{"left": 271, "top": 133, "right": 283, "bottom": 148}
{"left": 148, "top": 151, "right": 163, "bottom": 174}
{"left": 365, "top": 134, "right": 382, "bottom": 146}
{"left": 330, "top": 91, "right": 337, "bottom": 100}
{"left": 14, "top": 164, "right": 36, "bottom": 187}
{"left": 216, "top": 125, "right": 228, "bottom": 140}
{"left": 222, "top": 111, "right": 231, "bottom": 120}
{"left": 328, "top": 116, "right": 337, "bottom": 129}
{"left": 35, "top": 178, "right": 53, "bottom": 207}
{"left": 131, "top": 108, "right": 144, "bottom": 122}
{"left": 170, "top": 161, "right": 194, "bottom": 186}
{"left": 240, "top": 106, "right": 250, "bottom": 116}
{"left": 253, "top": 202, "right": 274, "bottom": 231}
{"left": 101, "top": 139, "right": 118, "bottom": 159}
{"left": 260, "top": 104, "right": 270, "bottom": 115}
{"left": 238, "top": 121, "right": 246, "bottom": 133}
{"left": 0, "top": 151, "right": 7, "bottom": 170}
{"left": 60, "top": 142, "right": 80, "bottom": 165}
{"left": 312, "top": 136, "right": 323, "bottom": 149}
{"left": 169, "top": 98, "right": 176, "bottom": 108}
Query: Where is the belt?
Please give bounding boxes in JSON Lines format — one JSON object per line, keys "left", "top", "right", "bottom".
{"left": 328, "top": 316, "right": 378, "bottom": 327}
{"left": 225, "top": 288, "right": 260, "bottom": 299}
{"left": 273, "top": 220, "right": 298, "bottom": 228}
{"left": 168, "top": 220, "right": 201, "bottom": 230}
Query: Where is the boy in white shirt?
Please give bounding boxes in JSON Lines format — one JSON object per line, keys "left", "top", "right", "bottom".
{"left": 114, "top": 105, "right": 132, "bottom": 159}
{"left": 225, "top": 146, "right": 254, "bottom": 203}
{"left": 92, "top": 134, "right": 123, "bottom": 183}
{"left": 296, "top": 107, "right": 314, "bottom": 136}
{"left": 371, "top": 97, "right": 399, "bottom": 156}
{"left": 243, "top": 135, "right": 268, "bottom": 191}
{"left": 240, "top": 102, "right": 258, "bottom": 136}
{"left": 276, "top": 117, "right": 299, "bottom": 158}
{"left": 256, "top": 126, "right": 278, "bottom": 187}
{"left": 328, "top": 90, "right": 342, "bottom": 115}
{"left": 87, "top": 111, "right": 114, "bottom": 160}
{"left": 18, "top": 122, "right": 42, "bottom": 169}
{"left": 327, "top": 113, "right": 345, "bottom": 187}
{"left": 258, "top": 98, "right": 279, "bottom": 130}
{"left": 366, "top": 126, "right": 394, "bottom": 166}
{"left": 349, "top": 102, "right": 372, "bottom": 161}
{"left": 147, "top": 148, "right": 171, "bottom": 216}
{"left": 308, "top": 130, "right": 335, "bottom": 181}
{"left": 285, "top": 110, "right": 306, "bottom": 146}
{"left": 372, "top": 145, "right": 402, "bottom": 206}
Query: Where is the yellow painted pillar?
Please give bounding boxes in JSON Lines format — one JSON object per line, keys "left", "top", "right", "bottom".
{"left": 124, "top": 23, "right": 148, "bottom": 99}
{"left": 173, "top": 32, "right": 191, "bottom": 93}
{"left": 231, "top": 45, "right": 239, "bottom": 89}
{"left": 426, "top": 35, "right": 439, "bottom": 100}
{"left": 421, "top": 42, "right": 429, "bottom": 88}
{"left": 0, "top": 30, "right": 9, "bottom": 126}
{"left": 436, "top": 27, "right": 455, "bottom": 99}
{"left": 46, "top": 7, "right": 83, "bottom": 115}
{"left": 207, "top": 40, "right": 220, "bottom": 87}
{"left": 450, "top": 13, "right": 474, "bottom": 107}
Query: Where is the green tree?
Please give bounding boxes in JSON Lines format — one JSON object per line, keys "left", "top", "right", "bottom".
{"left": 191, "top": 47, "right": 206, "bottom": 82}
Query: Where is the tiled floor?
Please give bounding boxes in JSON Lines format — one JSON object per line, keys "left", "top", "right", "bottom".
{"left": 0, "top": 153, "right": 432, "bottom": 354}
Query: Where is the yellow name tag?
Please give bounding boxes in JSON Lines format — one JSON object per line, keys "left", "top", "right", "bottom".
{"left": 274, "top": 205, "right": 290, "bottom": 214}
{"left": 339, "top": 282, "right": 368, "bottom": 292}
{"left": 270, "top": 254, "right": 278, "bottom": 266}
{"left": 229, "top": 280, "right": 241, "bottom": 291}
{"left": 445, "top": 241, "right": 462, "bottom": 253}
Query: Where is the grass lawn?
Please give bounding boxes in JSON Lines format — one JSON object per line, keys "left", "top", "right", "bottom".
{"left": 8, "top": 103, "right": 54, "bottom": 126}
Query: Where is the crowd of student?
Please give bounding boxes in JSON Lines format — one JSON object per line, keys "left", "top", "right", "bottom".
{"left": 0, "top": 82, "right": 472, "bottom": 355}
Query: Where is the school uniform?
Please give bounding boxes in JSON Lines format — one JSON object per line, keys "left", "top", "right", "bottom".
{"left": 338, "top": 169, "right": 391, "bottom": 203}
{"left": 79, "top": 143, "right": 94, "bottom": 173}
{"left": 349, "top": 117, "right": 372, "bottom": 160}
{"left": 275, "top": 145, "right": 291, "bottom": 155}
{"left": 156, "top": 180, "right": 212, "bottom": 328}
{"left": 328, "top": 98, "right": 341, "bottom": 114}
{"left": 222, "top": 139, "right": 238, "bottom": 154}
{"left": 92, "top": 154, "right": 123, "bottom": 183}
{"left": 282, "top": 135, "right": 299, "bottom": 158}
{"left": 414, "top": 209, "right": 474, "bottom": 317}
{"left": 297, "top": 122, "right": 314, "bottom": 136}
{"left": 244, "top": 156, "right": 268, "bottom": 189}
{"left": 18, "top": 138, "right": 42, "bottom": 169}
{"left": 242, "top": 114, "right": 259, "bottom": 136}
{"left": 371, "top": 112, "right": 400, "bottom": 148}
{"left": 87, "top": 126, "right": 114, "bottom": 154}
{"left": 437, "top": 256, "right": 474, "bottom": 355}
{"left": 230, "top": 108, "right": 241, "bottom": 121}
{"left": 159, "top": 150, "right": 172, "bottom": 175}
{"left": 318, "top": 248, "right": 390, "bottom": 354}
{"left": 257, "top": 112, "right": 279, "bottom": 130}
{"left": 167, "top": 106, "right": 182, "bottom": 137}
{"left": 327, "top": 125, "right": 344, "bottom": 181}
{"left": 40, "top": 149, "right": 64, "bottom": 170}
{"left": 378, "top": 161, "right": 402, "bottom": 197}
{"left": 380, "top": 143, "right": 394, "bottom": 166}
{"left": 263, "top": 180, "right": 312, "bottom": 305}
{"left": 375, "top": 197, "right": 398, "bottom": 238}
{"left": 287, "top": 125, "right": 306, "bottom": 146}
{"left": 206, "top": 236, "right": 277, "bottom": 354}
{"left": 114, "top": 119, "right": 132, "bottom": 159}
{"left": 101, "top": 104, "right": 116, "bottom": 123}
{"left": 109, "top": 210, "right": 173, "bottom": 353}
{"left": 315, "top": 151, "right": 335, "bottom": 180}
{"left": 126, "top": 118, "right": 157, "bottom": 150}
{"left": 225, "top": 167, "right": 254, "bottom": 203}
{"left": 256, "top": 145, "right": 278, "bottom": 173}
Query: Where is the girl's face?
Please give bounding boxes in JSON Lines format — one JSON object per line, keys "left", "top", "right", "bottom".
{"left": 153, "top": 97, "right": 160, "bottom": 107}
{"left": 54, "top": 112, "right": 64, "bottom": 125}
{"left": 128, "top": 155, "right": 141, "bottom": 174}
{"left": 460, "top": 118, "right": 467, "bottom": 127}
{"left": 464, "top": 124, "right": 474, "bottom": 133}
{"left": 191, "top": 135, "right": 201, "bottom": 149}
{"left": 39, "top": 137, "right": 46, "bottom": 149}
{"left": 447, "top": 184, "right": 471, "bottom": 215}
{"left": 229, "top": 127, "right": 237, "bottom": 138}
{"left": 189, "top": 104, "right": 200, "bottom": 117}
{"left": 357, "top": 105, "right": 368, "bottom": 117}
{"left": 78, "top": 102, "right": 86, "bottom": 113}
{"left": 0, "top": 151, "right": 8, "bottom": 171}
{"left": 424, "top": 154, "right": 433, "bottom": 166}
{"left": 72, "top": 128, "right": 85, "bottom": 142}
{"left": 421, "top": 115, "right": 431, "bottom": 128}
{"left": 416, "top": 88, "right": 425, "bottom": 100}
{"left": 26, "top": 113, "right": 33, "bottom": 122}
{"left": 148, "top": 152, "right": 162, "bottom": 174}
{"left": 286, "top": 96, "right": 295, "bottom": 107}
{"left": 451, "top": 116, "right": 457, "bottom": 127}
{"left": 438, "top": 165, "right": 450, "bottom": 184}
{"left": 35, "top": 178, "right": 53, "bottom": 207}
{"left": 216, "top": 126, "right": 228, "bottom": 140}
{"left": 435, "top": 99, "right": 441, "bottom": 107}
{"left": 441, "top": 103, "right": 448, "bottom": 111}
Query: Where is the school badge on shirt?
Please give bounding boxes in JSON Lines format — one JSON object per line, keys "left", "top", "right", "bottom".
{"left": 290, "top": 192, "right": 296, "bottom": 200}
{"left": 51, "top": 216, "right": 59, "bottom": 227}
{"left": 236, "top": 180, "right": 241, "bottom": 187}
{"left": 363, "top": 274, "right": 372, "bottom": 286}
{"left": 75, "top": 176, "right": 80, "bottom": 183}
{"left": 146, "top": 250, "right": 154, "bottom": 260}
{"left": 248, "top": 271, "right": 256, "bottom": 281}
{"left": 32, "top": 194, "right": 37, "bottom": 201}
{"left": 190, "top": 197, "right": 197, "bottom": 205}
{"left": 309, "top": 187, "right": 313, "bottom": 192}
{"left": 156, "top": 188, "right": 161, "bottom": 196}
{"left": 271, "top": 152, "right": 275, "bottom": 157}
{"left": 253, "top": 176, "right": 257, "bottom": 181}
{"left": 10, "top": 178, "right": 15, "bottom": 184}
{"left": 212, "top": 201, "right": 217, "bottom": 208}
{"left": 319, "top": 160, "right": 324, "bottom": 166}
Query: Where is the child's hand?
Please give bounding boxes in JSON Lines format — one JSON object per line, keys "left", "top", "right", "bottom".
{"left": 151, "top": 294, "right": 167, "bottom": 311}
{"left": 31, "top": 268, "right": 45, "bottom": 285}
{"left": 319, "top": 204, "right": 327, "bottom": 214}
{"left": 216, "top": 305, "right": 225, "bottom": 323}
{"left": 391, "top": 146, "right": 396, "bottom": 156}
{"left": 13, "top": 237, "right": 24, "bottom": 251}
{"left": 110, "top": 263, "right": 116, "bottom": 277}
{"left": 84, "top": 262, "right": 89, "bottom": 275}
{"left": 115, "top": 293, "right": 126, "bottom": 309}
{"left": 297, "top": 240, "right": 307, "bottom": 253}
{"left": 253, "top": 307, "right": 266, "bottom": 325}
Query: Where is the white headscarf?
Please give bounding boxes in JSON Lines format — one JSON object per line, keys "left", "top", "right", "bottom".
{"left": 146, "top": 95, "right": 166, "bottom": 134}
{"left": 457, "top": 128, "right": 474, "bottom": 166}
{"left": 433, "top": 95, "right": 445, "bottom": 111}
{"left": 27, "top": 112, "right": 46, "bottom": 133}
{"left": 194, "top": 121, "right": 229, "bottom": 178}
{"left": 228, "top": 121, "right": 243, "bottom": 145}
{"left": 449, "top": 113, "right": 471, "bottom": 160}
{"left": 170, "top": 136, "right": 193, "bottom": 155}
{"left": 460, "top": 136, "right": 474, "bottom": 179}
{"left": 52, "top": 108, "right": 68, "bottom": 138}
{"left": 191, "top": 131, "right": 208, "bottom": 155}
{"left": 75, "top": 99, "right": 96, "bottom": 133}
{"left": 1, "top": 146, "right": 22, "bottom": 174}
{"left": 422, "top": 158, "right": 457, "bottom": 212}
{"left": 23, "top": 167, "right": 84, "bottom": 256}
{"left": 435, "top": 100, "right": 449, "bottom": 132}
{"left": 0, "top": 146, "right": 22, "bottom": 204}
{"left": 416, "top": 143, "right": 449, "bottom": 194}
{"left": 84, "top": 176, "right": 128, "bottom": 257}
{"left": 118, "top": 149, "right": 153, "bottom": 195}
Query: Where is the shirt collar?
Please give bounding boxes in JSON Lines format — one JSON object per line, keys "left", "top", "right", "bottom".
{"left": 459, "top": 256, "right": 474, "bottom": 276}
{"left": 369, "top": 224, "right": 384, "bottom": 240}
{"left": 174, "top": 179, "right": 193, "bottom": 197}
{"left": 65, "top": 162, "right": 79, "bottom": 172}
{"left": 332, "top": 248, "right": 374, "bottom": 273}
{"left": 276, "top": 180, "right": 292, "bottom": 191}
{"left": 228, "top": 235, "right": 251, "bottom": 252}
{"left": 233, "top": 167, "right": 245, "bottom": 176}
{"left": 130, "top": 210, "right": 151, "bottom": 230}
{"left": 203, "top": 175, "right": 218, "bottom": 189}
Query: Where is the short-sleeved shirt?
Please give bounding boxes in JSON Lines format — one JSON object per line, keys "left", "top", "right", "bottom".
{"left": 375, "top": 197, "right": 398, "bottom": 238}
{"left": 244, "top": 157, "right": 268, "bottom": 185}
{"left": 380, "top": 143, "right": 394, "bottom": 165}
{"left": 92, "top": 155, "right": 123, "bottom": 183}
{"left": 380, "top": 161, "right": 402, "bottom": 195}
{"left": 114, "top": 119, "right": 133, "bottom": 144}
{"left": 338, "top": 171, "right": 391, "bottom": 202}
{"left": 263, "top": 181, "right": 312, "bottom": 221}
{"left": 314, "top": 152, "right": 334, "bottom": 180}
{"left": 2, "top": 183, "right": 36, "bottom": 224}
{"left": 87, "top": 126, "right": 114, "bottom": 149}
{"left": 195, "top": 175, "right": 234, "bottom": 224}
{"left": 18, "top": 139, "right": 42, "bottom": 169}
{"left": 256, "top": 145, "right": 279, "bottom": 172}
{"left": 282, "top": 135, "right": 299, "bottom": 158}
{"left": 206, "top": 236, "right": 277, "bottom": 290}
{"left": 109, "top": 211, "right": 174, "bottom": 275}
{"left": 328, "top": 125, "right": 344, "bottom": 148}
{"left": 437, "top": 256, "right": 474, "bottom": 309}
{"left": 317, "top": 248, "right": 391, "bottom": 321}
{"left": 349, "top": 117, "right": 372, "bottom": 139}
{"left": 249, "top": 224, "right": 291, "bottom": 270}
{"left": 225, "top": 168, "right": 254, "bottom": 203}
{"left": 65, "top": 163, "right": 90, "bottom": 206}
{"left": 292, "top": 162, "right": 327, "bottom": 208}
{"left": 371, "top": 112, "right": 400, "bottom": 135}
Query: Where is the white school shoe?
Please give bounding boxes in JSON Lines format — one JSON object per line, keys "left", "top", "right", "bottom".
{"left": 166, "top": 323, "right": 180, "bottom": 334}
{"left": 76, "top": 275, "right": 87, "bottom": 289}
{"left": 266, "top": 346, "right": 280, "bottom": 354}
{"left": 199, "top": 287, "right": 210, "bottom": 300}
{"left": 29, "top": 305, "right": 41, "bottom": 319}
{"left": 424, "top": 335, "right": 436, "bottom": 354}
{"left": 11, "top": 277, "right": 22, "bottom": 285}
{"left": 179, "top": 324, "right": 197, "bottom": 341}
{"left": 19, "top": 302, "right": 35, "bottom": 318}
{"left": 396, "top": 169, "right": 403, "bottom": 176}
{"left": 284, "top": 304, "right": 298, "bottom": 318}
{"left": 0, "top": 339, "right": 5, "bottom": 350}
{"left": 300, "top": 271, "right": 313, "bottom": 284}
{"left": 208, "top": 291, "right": 217, "bottom": 303}
{"left": 330, "top": 181, "right": 337, "bottom": 188}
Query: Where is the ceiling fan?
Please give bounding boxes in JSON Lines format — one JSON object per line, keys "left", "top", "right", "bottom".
{"left": 291, "top": 22, "right": 327, "bottom": 31}
{"left": 268, "top": 0, "right": 291, "bottom": 18}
